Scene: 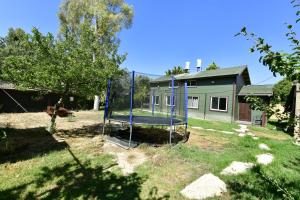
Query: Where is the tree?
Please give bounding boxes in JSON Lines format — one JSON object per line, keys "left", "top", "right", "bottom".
{"left": 235, "top": 0, "right": 300, "bottom": 139}
{"left": 58, "top": 0, "right": 133, "bottom": 110}
{"left": 134, "top": 75, "right": 150, "bottom": 109}
{"left": 165, "top": 66, "right": 185, "bottom": 76}
{"left": 0, "top": 0, "right": 134, "bottom": 133}
{"left": 206, "top": 62, "right": 219, "bottom": 71}
{"left": 273, "top": 78, "right": 293, "bottom": 103}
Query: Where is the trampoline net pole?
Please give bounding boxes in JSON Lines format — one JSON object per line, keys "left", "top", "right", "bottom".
{"left": 184, "top": 81, "right": 188, "bottom": 134}
{"left": 129, "top": 71, "right": 135, "bottom": 147}
{"left": 152, "top": 90, "right": 155, "bottom": 117}
{"left": 103, "top": 79, "right": 111, "bottom": 134}
{"left": 170, "top": 75, "right": 175, "bottom": 144}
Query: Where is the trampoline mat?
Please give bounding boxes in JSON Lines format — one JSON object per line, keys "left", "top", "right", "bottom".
{"left": 109, "top": 115, "right": 185, "bottom": 125}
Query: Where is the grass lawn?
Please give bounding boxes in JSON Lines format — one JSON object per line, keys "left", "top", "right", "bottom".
{"left": 0, "top": 112, "right": 299, "bottom": 199}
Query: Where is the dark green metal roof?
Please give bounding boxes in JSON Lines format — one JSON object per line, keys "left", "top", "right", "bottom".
{"left": 238, "top": 85, "right": 273, "bottom": 96}
{"left": 151, "top": 65, "right": 249, "bottom": 83}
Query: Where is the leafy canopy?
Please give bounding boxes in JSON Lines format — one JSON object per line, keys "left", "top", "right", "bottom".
{"left": 206, "top": 62, "right": 219, "bottom": 71}
{"left": 0, "top": 0, "right": 134, "bottom": 99}
{"left": 165, "top": 66, "right": 185, "bottom": 76}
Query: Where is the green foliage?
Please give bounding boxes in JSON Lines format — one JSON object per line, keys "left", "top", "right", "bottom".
{"left": 205, "top": 61, "right": 220, "bottom": 71}
{"left": 134, "top": 75, "right": 151, "bottom": 108}
{"left": 236, "top": 1, "right": 300, "bottom": 136}
{"left": 235, "top": 0, "right": 300, "bottom": 82}
{"left": 165, "top": 66, "right": 185, "bottom": 76}
{"left": 273, "top": 78, "right": 293, "bottom": 103}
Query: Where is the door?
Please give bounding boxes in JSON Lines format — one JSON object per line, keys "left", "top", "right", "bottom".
{"left": 239, "top": 102, "right": 251, "bottom": 121}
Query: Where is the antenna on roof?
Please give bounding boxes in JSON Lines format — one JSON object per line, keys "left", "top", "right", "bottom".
{"left": 196, "top": 59, "right": 202, "bottom": 72}
{"left": 184, "top": 61, "right": 190, "bottom": 73}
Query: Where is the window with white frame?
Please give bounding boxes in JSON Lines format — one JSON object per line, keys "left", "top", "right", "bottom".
{"left": 154, "top": 95, "right": 159, "bottom": 105}
{"left": 166, "top": 95, "right": 176, "bottom": 106}
{"left": 187, "top": 80, "right": 197, "bottom": 87}
{"left": 188, "top": 96, "right": 199, "bottom": 109}
{"left": 210, "top": 97, "right": 228, "bottom": 112}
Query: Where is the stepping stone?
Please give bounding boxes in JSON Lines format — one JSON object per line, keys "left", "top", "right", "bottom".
{"left": 247, "top": 132, "right": 255, "bottom": 137}
{"left": 192, "top": 126, "right": 204, "bottom": 130}
{"left": 239, "top": 124, "right": 248, "bottom": 129}
{"left": 221, "top": 161, "right": 254, "bottom": 175}
{"left": 256, "top": 153, "right": 274, "bottom": 165}
{"left": 220, "top": 130, "right": 234, "bottom": 134}
{"left": 180, "top": 173, "right": 227, "bottom": 200}
{"left": 252, "top": 136, "right": 259, "bottom": 140}
{"left": 259, "top": 143, "right": 271, "bottom": 151}
{"left": 238, "top": 133, "right": 246, "bottom": 137}
{"left": 206, "top": 129, "right": 216, "bottom": 131}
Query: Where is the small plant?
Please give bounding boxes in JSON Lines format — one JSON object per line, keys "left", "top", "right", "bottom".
{"left": 0, "top": 130, "right": 9, "bottom": 151}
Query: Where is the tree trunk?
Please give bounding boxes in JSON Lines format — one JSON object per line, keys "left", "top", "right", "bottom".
{"left": 49, "top": 98, "right": 63, "bottom": 134}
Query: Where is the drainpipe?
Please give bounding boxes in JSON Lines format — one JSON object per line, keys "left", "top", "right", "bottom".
{"left": 231, "top": 78, "right": 237, "bottom": 123}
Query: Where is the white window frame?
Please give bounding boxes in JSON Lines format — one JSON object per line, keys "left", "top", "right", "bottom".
{"left": 166, "top": 95, "right": 176, "bottom": 106}
{"left": 187, "top": 80, "right": 197, "bottom": 87}
{"left": 210, "top": 96, "right": 228, "bottom": 112}
{"left": 188, "top": 96, "right": 199, "bottom": 109}
{"left": 154, "top": 95, "right": 159, "bottom": 105}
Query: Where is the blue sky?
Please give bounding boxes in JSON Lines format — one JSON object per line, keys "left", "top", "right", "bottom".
{"left": 0, "top": 0, "right": 299, "bottom": 84}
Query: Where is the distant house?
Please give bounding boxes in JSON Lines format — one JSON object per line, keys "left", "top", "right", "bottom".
{"left": 150, "top": 65, "right": 273, "bottom": 126}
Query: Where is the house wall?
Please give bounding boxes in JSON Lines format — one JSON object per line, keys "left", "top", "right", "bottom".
{"left": 151, "top": 76, "right": 236, "bottom": 122}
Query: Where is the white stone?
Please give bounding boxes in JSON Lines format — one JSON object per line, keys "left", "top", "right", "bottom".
{"left": 252, "top": 136, "right": 259, "bottom": 140}
{"left": 238, "top": 133, "right": 246, "bottom": 137}
{"left": 206, "top": 129, "right": 216, "bottom": 131}
{"left": 220, "top": 130, "right": 234, "bottom": 134}
{"left": 239, "top": 124, "right": 248, "bottom": 129}
{"left": 259, "top": 143, "right": 271, "bottom": 151}
{"left": 256, "top": 154, "right": 274, "bottom": 165}
{"left": 247, "top": 132, "right": 255, "bottom": 137}
{"left": 192, "top": 126, "right": 204, "bottom": 130}
{"left": 221, "top": 161, "right": 255, "bottom": 175}
{"left": 180, "top": 173, "right": 227, "bottom": 200}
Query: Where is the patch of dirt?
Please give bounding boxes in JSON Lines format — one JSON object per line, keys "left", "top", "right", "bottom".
{"left": 187, "top": 129, "right": 228, "bottom": 151}
{"left": 251, "top": 130, "right": 290, "bottom": 141}
{"left": 102, "top": 142, "right": 147, "bottom": 175}
{"left": 0, "top": 111, "right": 102, "bottom": 130}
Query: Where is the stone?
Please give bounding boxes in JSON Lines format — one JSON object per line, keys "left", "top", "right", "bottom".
{"left": 180, "top": 173, "right": 227, "bottom": 200}
{"left": 221, "top": 161, "right": 254, "bottom": 175}
{"left": 256, "top": 153, "right": 274, "bottom": 165}
{"left": 259, "top": 143, "right": 271, "bottom": 151}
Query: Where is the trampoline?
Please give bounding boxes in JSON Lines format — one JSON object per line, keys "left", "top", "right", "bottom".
{"left": 110, "top": 115, "right": 185, "bottom": 125}
{"left": 102, "top": 70, "right": 188, "bottom": 147}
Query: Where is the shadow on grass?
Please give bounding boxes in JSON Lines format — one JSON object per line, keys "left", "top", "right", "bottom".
{"left": 227, "top": 165, "right": 300, "bottom": 199}
{"left": 0, "top": 148, "right": 170, "bottom": 200}
{"left": 0, "top": 127, "right": 67, "bottom": 164}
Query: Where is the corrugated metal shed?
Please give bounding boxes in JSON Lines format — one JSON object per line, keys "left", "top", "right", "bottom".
{"left": 238, "top": 85, "right": 273, "bottom": 96}
{"left": 151, "top": 65, "right": 249, "bottom": 83}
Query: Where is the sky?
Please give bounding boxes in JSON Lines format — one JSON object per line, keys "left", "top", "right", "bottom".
{"left": 0, "top": 0, "right": 299, "bottom": 84}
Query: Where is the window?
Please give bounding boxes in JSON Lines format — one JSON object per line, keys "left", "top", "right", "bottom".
{"left": 154, "top": 96, "right": 159, "bottom": 105}
{"left": 210, "top": 97, "right": 228, "bottom": 112}
{"left": 188, "top": 96, "right": 199, "bottom": 109}
{"left": 187, "top": 80, "right": 197, "bottom": 87}
{"left": 168, "top": 81, "right": 180, "bottom": 88}
{"left": 166, "top": 96, "right": 176, "bottom": 106}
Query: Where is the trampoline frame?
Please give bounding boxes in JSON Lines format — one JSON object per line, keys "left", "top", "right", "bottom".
{"left": 103, "top": 70, "right": 188, "bottom": 147}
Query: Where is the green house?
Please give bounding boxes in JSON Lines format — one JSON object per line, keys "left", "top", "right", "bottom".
{"left": 150, "top": 65, "right": 273, "bottom": 126}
